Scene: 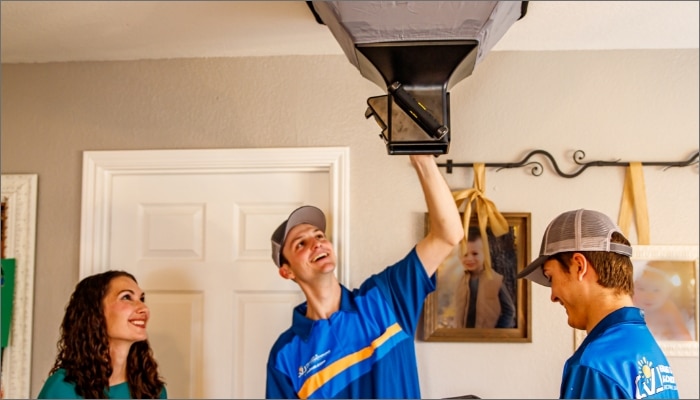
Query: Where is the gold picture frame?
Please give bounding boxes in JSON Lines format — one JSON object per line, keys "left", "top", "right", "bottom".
{"left": 420, "top": 212, "right": 531, "bottom": 342}
{"left": 574, "top": 245, "right": 699, "bottom": 357}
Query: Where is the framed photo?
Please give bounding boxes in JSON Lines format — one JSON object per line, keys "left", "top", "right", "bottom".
{"left": 1, "top": 174, "right": 37, "bottom": 398}
{"left": 420, "top": 212, "right": 531, "bottom": 342}
{"left": 574, "top": 245, "right": 699, "bottom": 357}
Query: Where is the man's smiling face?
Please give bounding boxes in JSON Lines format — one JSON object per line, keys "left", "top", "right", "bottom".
{"left": 280, "top": 223, "right": 336, "bottom": 281}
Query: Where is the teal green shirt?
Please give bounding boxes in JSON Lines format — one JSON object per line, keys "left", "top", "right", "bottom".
{"left": 38, "top": 368, "right": 167, "bottom": 399}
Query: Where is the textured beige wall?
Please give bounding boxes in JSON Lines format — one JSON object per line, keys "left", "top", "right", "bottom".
{"left": 2, "top": 50, "right": 698, "bottom": 399}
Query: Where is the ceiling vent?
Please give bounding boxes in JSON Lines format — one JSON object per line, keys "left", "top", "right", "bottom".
{"left": 309, "top": 1, "right": 528, "bottom": 155}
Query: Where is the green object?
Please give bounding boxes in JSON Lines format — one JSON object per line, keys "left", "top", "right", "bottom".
{"left": 1, "top": 258, "right": 16, "bottom": 348}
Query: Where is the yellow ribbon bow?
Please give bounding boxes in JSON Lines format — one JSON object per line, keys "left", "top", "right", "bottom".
{"left": 618, "top": 162, "right": 650, "bottom": 245}
{"left": 451, "top": 163, "right": 510, "bottom": 279}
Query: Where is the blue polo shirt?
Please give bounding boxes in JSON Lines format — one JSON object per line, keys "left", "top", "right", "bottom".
{"left": 561, "top": 307, "right": 679, "bottom": 399}
{"left": 265, "top": 247, "right": 434, "bottom": 399}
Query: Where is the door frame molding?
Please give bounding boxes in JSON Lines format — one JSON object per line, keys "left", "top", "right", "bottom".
{"left": 79, "top": 147, "right": 351, "bottom": 285}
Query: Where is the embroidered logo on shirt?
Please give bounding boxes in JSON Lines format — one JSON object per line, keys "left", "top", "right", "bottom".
{"left": 298, "top": 350, "right": 331, "bottom": 378}
{"left": 634, "top": 357, "right": 677, "bottom": 398}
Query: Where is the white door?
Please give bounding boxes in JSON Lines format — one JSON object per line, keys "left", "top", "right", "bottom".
{"left": 79, "top": 148, "right": 350, "bottom": 399}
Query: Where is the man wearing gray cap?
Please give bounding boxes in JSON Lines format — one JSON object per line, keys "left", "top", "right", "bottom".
{"left": 265, "top": 154, "right": 463, "bottom": 399}
{"left": 517, "top": 209, "right": 678, "bottom": 399}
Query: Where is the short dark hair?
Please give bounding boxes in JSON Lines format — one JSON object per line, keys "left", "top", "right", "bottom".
{"left": 551, "top": 232, "right": 633, "bottom": 295}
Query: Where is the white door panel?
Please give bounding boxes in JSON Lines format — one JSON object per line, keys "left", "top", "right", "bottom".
{"left": 80, "top": 148, "right": 350, "bottom": 399}
{"left": 109, "top": 172, "right": 326, "bottom": 399}
{"left": 147, "top": 292, "right": 204, "bottom": 399}
{"left": 234, "top": 292, "right": 305, "bottom": 399}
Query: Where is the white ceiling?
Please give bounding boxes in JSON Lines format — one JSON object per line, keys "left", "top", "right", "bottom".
{"left": 1, "top": 1, "right": 698, "bottom": 64}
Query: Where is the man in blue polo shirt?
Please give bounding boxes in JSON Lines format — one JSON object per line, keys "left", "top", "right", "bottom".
{"left": 266, "top": 154, "right": 464, "bottom": 399}
{"left": 517, "top": 209, "right": 679, "bottom": 399}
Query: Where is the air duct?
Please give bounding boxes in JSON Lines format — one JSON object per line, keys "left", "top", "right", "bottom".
{"left": 309, "top": 1, "right": 528, "bottom": 155}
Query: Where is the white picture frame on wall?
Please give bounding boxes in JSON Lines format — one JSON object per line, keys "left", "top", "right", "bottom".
{"left": 1, "top": 174, "right": 38, "bottom": 398}
{"left": 574, "top": 245, "right": 700, "bottom": 357}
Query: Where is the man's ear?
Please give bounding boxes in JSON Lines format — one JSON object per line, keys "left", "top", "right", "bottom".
{"left": 278, "top": 265, "right": 294, "bottom": 280}
{"left": 571, "top": 253, "right": 589, "bottom": 282}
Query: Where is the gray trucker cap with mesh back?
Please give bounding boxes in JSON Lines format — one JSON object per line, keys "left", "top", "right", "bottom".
{"left": 517, "top": 209, "right": 633, "bottom": 287}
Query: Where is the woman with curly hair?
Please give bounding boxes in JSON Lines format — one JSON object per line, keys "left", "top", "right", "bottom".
{"left": 38, "top": 270, "right": 167, "bottom": 399}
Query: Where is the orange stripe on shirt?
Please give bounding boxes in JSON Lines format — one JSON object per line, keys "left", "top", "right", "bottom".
{"left": 297, "top": 323, "right": 403, "bottom": 399}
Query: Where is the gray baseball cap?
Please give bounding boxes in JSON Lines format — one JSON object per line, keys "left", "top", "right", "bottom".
{"left": 517, "top": 209, "right": 633, "bottom": 287}
{"left": 270, "top": 206, "right": 326, "bottom": 268}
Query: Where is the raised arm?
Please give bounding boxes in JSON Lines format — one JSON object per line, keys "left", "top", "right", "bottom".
{"left": 410, "top": 154, "right": 464, "bottom": 277}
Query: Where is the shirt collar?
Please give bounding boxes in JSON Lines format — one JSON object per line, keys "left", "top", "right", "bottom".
{"left": 583, "top": 306, "right": 645, "bottom": 346}
{"left": 291, "top": 285, "right": 357, "bottom": 339}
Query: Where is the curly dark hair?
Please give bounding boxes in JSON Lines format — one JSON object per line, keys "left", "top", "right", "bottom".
{"left": 49, "top": 270, "right": 165, "bottom": 398}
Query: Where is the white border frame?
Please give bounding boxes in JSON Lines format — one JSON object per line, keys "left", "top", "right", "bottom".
{"left": 79, "top": 147, "right": 351, "bottom": 285}
{"left": 574, "top": 245, "right": 700, "bottom": 357}
{"left": 1, "top": 174, "right": 37, "bottom": 398}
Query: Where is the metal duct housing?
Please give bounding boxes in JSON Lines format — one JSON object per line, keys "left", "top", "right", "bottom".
{"left": 310, "top": 1, "right": 527, "bottom": 155}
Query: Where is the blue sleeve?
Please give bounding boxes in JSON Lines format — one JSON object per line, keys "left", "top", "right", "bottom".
{"left": 496, "top": 286, "right": 516, "bottom": 328}
{"left": 37, "top": 371, "right": 81, "bottom": 399}
{"left": 560, "top": 364, "right": 630, "bottom": 399}
{"left": 370, "top": 247, "right": 436, "bottom": 333}
{"left": 266, "top": 360, "right": 299, "bottom": 399}
{"left": 160, "top": 385, "right": 168, "bottom": 399}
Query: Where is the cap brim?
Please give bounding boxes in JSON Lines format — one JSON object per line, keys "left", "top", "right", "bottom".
{"left": 517, "top": 255, "right": 551, "bottom": 287}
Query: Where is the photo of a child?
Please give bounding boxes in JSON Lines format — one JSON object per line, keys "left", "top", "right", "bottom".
{"left": 421, "top": 212, "right": 530, "bottom": 342}
{"left": 633, "top": 260, "right": 696, "bottom": 342}
{"left": 436, "top": 226, "right": 518, "bottom": 329}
